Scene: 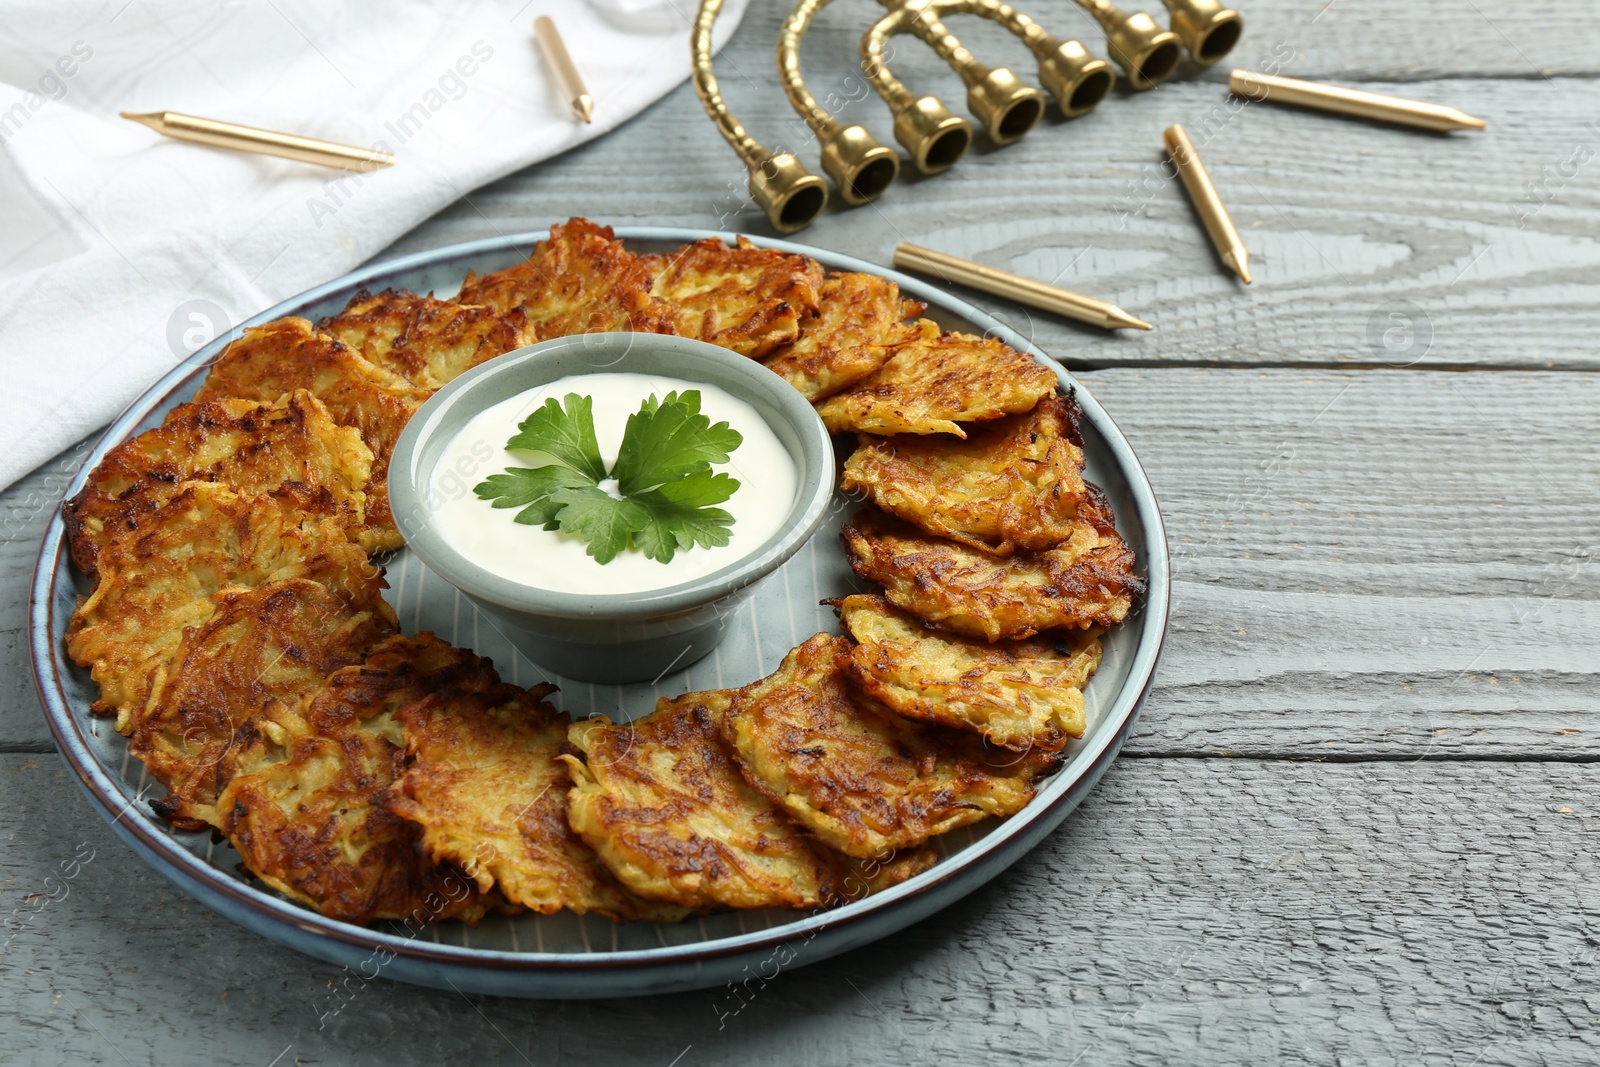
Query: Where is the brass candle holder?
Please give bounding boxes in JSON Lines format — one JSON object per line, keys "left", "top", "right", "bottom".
{"left": 895, "top": 1, "right": 1045, "bottom": 147}
{"left": 690, "top": 0, "right": 1245, "bottom": 232}
{"left": 693, "top": 0, "right": 829, "bottom": 232}
{"left": 1160, "top": 0, "right": 1243, "bottom": 66}
{"left": 976, "top": 1, "right": 1115, "bottom": 119}
{"left": 780, "top": 0, "right": 901, "bottom": 204}
{"left": 1074, "top": 0, "right": 1182, "bottom": 90}
{"left": 861, "top": 5, "right": 974, "bottom": 174}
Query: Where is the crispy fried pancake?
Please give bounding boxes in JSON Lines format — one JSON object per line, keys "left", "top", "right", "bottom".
{"left": 762, "top": 273, "right": 926, "bottom": 400}
{"left": 216, "top": 632, "right": 503, "bottom": 924}
{"left": 563, "top": 690, "right": 852, "bottom": 911}
{"left": 65, "top": 483, "right": 391, "bottom": 733}
{"left": 65, "top": 391, "right": 372, "bottom": 579}
{"left": 135, "top": 580, "right": 393, "bottom": 829}
{"left": 318, "top": 288, "right": 530, "bottom": 390}
{"left": 841, "top": 509, "right": 1141, "bottom": 641}
{"left": 720, "top": 634, "right": 1049, "bottom": 858}
{"left": 814, "top": 328, "right": 1058, "bottom": 437}
{"left": 841, "top": 847, "right": 941, "bottom": 897}
{"left": 650, "top": 236, "right": 825, "bottom": 358}
{"left": 295, "top": 631, "right": 502, "bottom": 740}
{"left": 385, "top": 686, "right": 682, "bottom": 922}
{"left": 458, "top": 218, "right": 677, "bottom": 339}
{"left": 841, "top": 394, "right": 1089, "bottom": 555}
{"left": 220, "top": 729, "right": 491, "bottom": 925}
{"left": 193, "top": 317, "right": 426, "bottom": 551}
{"left": 838, "top": 594, "right": 1101, "bottom": 753}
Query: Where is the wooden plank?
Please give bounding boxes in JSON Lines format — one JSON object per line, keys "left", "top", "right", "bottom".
{"left": 3, "top": 752, "right": 1595, "bottom": 1065}
{"left": 0, "top": 438, "right": 88, "bottom": 753}
{"left": 8, "top": 370, "right": 1594, "bottom": 759}
{"left": 384, "top": 69, "right": 1600, "bottom": 370}
{"left": 790, "top": 0, "right": 1600, "bottom": 82}
{"left": 1090, "top": 366, "right": 1600, "bottom": 758}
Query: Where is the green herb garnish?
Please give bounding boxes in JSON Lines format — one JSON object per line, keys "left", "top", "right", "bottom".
{"left": 474, "top": 390, "right": 743, "bottom": 564}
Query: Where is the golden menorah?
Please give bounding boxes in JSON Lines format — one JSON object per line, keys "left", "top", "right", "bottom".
{"left": 693, "top": 0, "right": 1243, "bottom": 232}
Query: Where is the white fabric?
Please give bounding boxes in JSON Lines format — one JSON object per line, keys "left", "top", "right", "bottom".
{"left": 0, "top": 0, "right": 747, "bottom": 491}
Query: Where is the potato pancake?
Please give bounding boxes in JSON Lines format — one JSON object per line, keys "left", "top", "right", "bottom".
{"left": 135, "top": 580, "right": 393, "bottom": 829}
{"left": 650, "top": 236, "right": 825, "bottom": 358}
{"left": 840, "top": 394, "right": 1089, "bottom": 555}
{"left": 220, "top": 729, "right": 492, "bottom": 925}
{"left": 65, "top": 483, "right": 391, "bottom": 733}
{"left": 386, "top": 687, "right": 686, "bottom": 922}
{"left": 841, "top": 509, "right": 1141, "bottom": 641}
{"left": 193, "top": 317, "right": 427, "bottom": 551}
{"left": 458, "top": 218, "right": 677, "bottom": 339}
{"left": 318, "top": 288, "right": 530, "bottom": 390}
{"left": 720, "top": 634, "right": 1049, "bottom": 858}
{"left": 64, "top": 391, "right": 372, "bottom": 578}
{"left": 217, "top": 632, "right": 503, "bottom": 923}
{"left": 761, "top": 273, "right": 927, "bottom": 400}
{"left": 563, "top": 690, "right": 851, "bottom": 911}
{"left": 294, "top": 631, "right": 501, "bottom": 740}
{"left": 838, "top": 594, "right": 1102, "bottom": 753}
{"left": 814, "top": 328, "right": 1059, "bottom": 437}
{"left": 841, "top": 847, "right": 941, "bottom": 898}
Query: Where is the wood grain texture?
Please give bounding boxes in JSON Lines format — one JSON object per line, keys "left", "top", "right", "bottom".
{"left": 5, "top": 0, "right": 1599, "bottom": 1060}
{"left": 4, "top": 753, "right": 1596, "bottom": 1066}
{"left": 9, "top": 371, "right": 1594, "bottom": 760}
{"left": 381, "top": 4, "right": 1600, "bottom": 371}
{"left": 1091, "top": 368, "right": 1600, "bottom": 760}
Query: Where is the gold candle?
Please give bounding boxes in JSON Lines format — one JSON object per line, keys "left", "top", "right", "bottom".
{"left": 894, "top": 242, "right": 1152, "bottom": 331}
{"left": 1229, "top": 70, "right": 1486, "bottom": 133}
{"left": 534, "top": 15, "right": 594, "bottom": 124}
{"left": 120, "top": 111, "right": 395, "bottom": 171}
{"left": 1164, "top": 124, "right": 1251, "bottom": 283}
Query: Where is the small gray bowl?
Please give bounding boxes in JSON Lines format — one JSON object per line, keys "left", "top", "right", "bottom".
{"left": 388, "top": 332, "right": 836, "bottom": 684}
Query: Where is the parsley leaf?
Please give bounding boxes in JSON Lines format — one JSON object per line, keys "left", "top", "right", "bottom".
{"left": 548, "top": 485, "right": 648, "bottom": 564}
{"left": 504, "top": 393, "right": 607, "bottom": 481}
{"left": 473, "top": 465, "right": 593, "bottom": 527}
{"left": 630, "top": 470, "right": 739, "bottom": 563}
{"left": 612, "top": 389, "right": 744, "bottom": 495}
{"left": 473, "top": 388, "right": 745, "bottom": 565}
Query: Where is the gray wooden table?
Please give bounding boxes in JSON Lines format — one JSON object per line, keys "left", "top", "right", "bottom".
{"left": 5, "top": 1, "right": 1598, "bottom": 1063}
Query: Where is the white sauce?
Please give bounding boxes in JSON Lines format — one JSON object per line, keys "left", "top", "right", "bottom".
{"left": 427, "top": 373, "right": 798, "bottom": 596}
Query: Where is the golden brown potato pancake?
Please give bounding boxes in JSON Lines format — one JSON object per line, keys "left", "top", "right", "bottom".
{"left": 840, "top": 394, "right": 1089, "bottom": 556}
{"left": 838, "top": 594, "right": 1102, "bottom": 753}
{"left": 64, "top": 391, "right": 372, "bottom": 578}
{"left": 65, "top": 482, "right": 391, "bottom": 733}
{"left": 720, "top": 634, "right": 1049, "bottom": 858}
{"left": 318, "top": 288, "right": 530, "bottom": 390}
{"left": 193, "top": 317, "right": 427, "bottom": 551}
{"left": 385, "top": 685, "right": 682, "bottom": 922}
{"left": 220, "top": 729, "right": 491, "bottom": 925}
{"left": 814, "top": 328, "right": 1059, "bottom": 437}
{"left": 761, "top": 273, "right": 927, "bottom": 400}
{"left": 134, "top": 579, "right": 393, "bottom": 829}
{"left": 563, "top": 690, "right": 852, "bottom": 911}
{"left": 650, "top": 236, "right": 825, "bottom": 358}
{"left": 293, "top": 631, "right": 502, "bottom": 740}
{"left": 841, "top": 509, "right": 1141, "bottom": 641}
{"left": 841, "top": 847, "right": 941, "bottom": 898}
{"left": 458, "top": 218, "right": 677, "bottom": 339}
{"left": 217, "top": 632, "right": 503, "bottom": 924}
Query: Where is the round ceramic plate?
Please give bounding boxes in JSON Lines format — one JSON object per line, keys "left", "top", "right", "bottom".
{"left": 30, "top": 228, "right": 1170, "bottom": 998}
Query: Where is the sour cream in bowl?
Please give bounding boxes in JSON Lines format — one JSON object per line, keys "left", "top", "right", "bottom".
{"left": 388, "top": 333, "right": 836, "bottom": 684}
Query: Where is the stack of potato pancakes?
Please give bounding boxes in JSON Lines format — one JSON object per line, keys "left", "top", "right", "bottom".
{"left": 63, "top": 220, "right": 1141, "bottom": 926}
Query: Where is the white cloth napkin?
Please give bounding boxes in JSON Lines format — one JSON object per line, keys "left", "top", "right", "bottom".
{"left": 0, "top": 0, "right": 748, "bottom": 492}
